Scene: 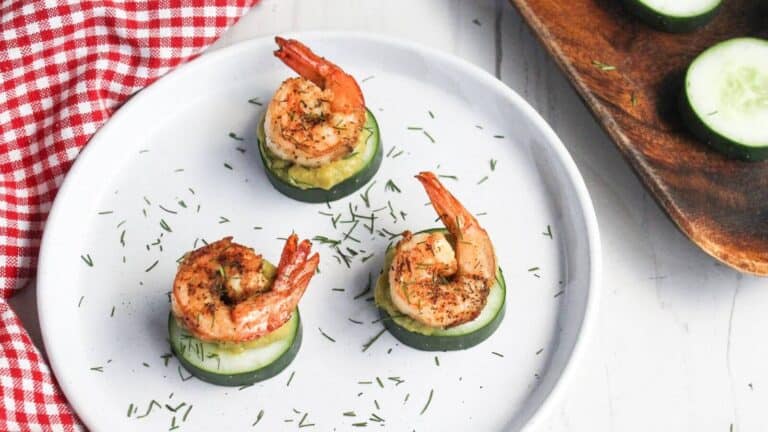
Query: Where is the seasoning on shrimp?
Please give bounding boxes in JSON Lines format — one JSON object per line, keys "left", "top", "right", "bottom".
{"left": 388, "top": 172, "right": 497, "bottom": 328}
{"left": 171, "top": 234, "right": 319, "bottom": 343}
{"left": 265, "top": 37, "right": 366, "bottom": 168}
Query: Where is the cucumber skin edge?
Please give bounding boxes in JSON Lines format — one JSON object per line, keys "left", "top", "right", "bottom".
{"left": 258, "top": 109, "right": 383, "bottom": 203}
{"left": 679, "top": 90, "right": 768, "bottom": 162}
{"left": 169, "top": 313, "right": 303, "bottom": 387}
{"left": 620, "top": 0, "right": 722, "bottom": 33}
{"left": 378, "top": 266, "right": 507, "bottom": 352}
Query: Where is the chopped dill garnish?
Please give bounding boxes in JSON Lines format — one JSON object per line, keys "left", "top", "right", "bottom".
{"left": 313, "top": 235, "right": 341, "bottom": 247}
{"left": 218, "top": 216, "right": 230, "bottom": 224}
{"left": 116, "top": 219, "right": 127, "bottom": 228}
{"left": 90, "top": 366, "right": 103, "bottom": 372}
{"left": 360, "top": 181, "right": 376, "bottom": 208}
{"left": 422, "top": 130, "right": 435, "bottom": 143}
{"left": 127, "top": 403, "right": 134, "bottom": 417}
{"left": 145, "top": 260, "right": 159, "bottom": 272}
{"left": 318, "top": 328, "right": 336, "bottom": 342}
{"left": 528, "top": 266, "right": 540, "bottom": 272}
{"left": 354, "top": 273, "right": 372, "bottom": 300}
{"left": 224, "top": 162, "right": 233, "bottom": 170}
{"left": 174, "top": 168, "right": 184, "bottom": 173}
{"left": 438, "top": 174, "right": 458, "bottom": 181}
{"left": 490, "top": 159, "right": 497, "bottom": 171}
{"left": 420, "top": 389, "right": 434, "bottom": 415}
{"left": 592, "top": 60, "right": 616, "bottom": 71}
{"left": 177, "top": 200, "right": 187, "bottom": 208}
{"left": 97, "top": 210, "right": 113, "bottom": 215}
{"left": 404, "top": 393, "right": 410, "bottom": 405}
{"left": 493, "top": 134, "right": 505, "bottom": 139}
{"left": 136, "top": 400, "right": 161, "bottom": 419}
{"left": 343, "top": 411, "right": 356, "bottom": 417}
{"left": 248, "top": 97, "right": 263, "bottom": 106}
{"left": 473, "top": 18, "right": 481, "bottom": 26}
{"left": 352, "top": 422, "right": 368, "bottom": 427}
{"left": 286, "top": 371, "right": 296, "bottom": 387}
{"left": 388, "top": 376, "right": 405, "bottom": 385}
{"left": 491, "top": 351, "right": 505, "bottom": 358}
{"left": 78, "top": 296, "right": 84, "bottom": 307}
{"left": 159, "top": 204, "right": 177, "bottom": 214}
{"left": 348, "top": 318, "right": 363, "bottom": 325}
{"left": 120, "top": 230, "right": 126, "bottom": 246}
{"left": 182, "top": 405, "right": 193, "bottom": 422}
{"left": 160, "top": 219, "right": 172, "bottom": 232}
{"left": 386, "top": 146, "right": 395, "bottom": 157}
{"left": 110, "top": 306, "right": 116, "bottom": 317}
{"left": 143, "top": 196, "right": 152, "bottom": 205}
{"left": 407, "top": 126, "right": 422, "bottom": 130}
{"left": 361, "top": 253, "right": 375, "bottom": 263}
{"left": 361, "top": 75, "right": 375, "bottom": 82}
{"left": 543, "top": 224, "right": 553, "bottom": 238}
{"left": 434, "top": 356, "right": 440, "bottom": 366}
{"left": 384, "top": 179, "right": 401, "bottom": 193}
{"left": 477, "top": 175, "right": 489, "bottom": 185}
{"left": 160, "top": 353, "right": 172, "bottom": 366}
{"left": 428, "top": 110, "right": 435, "bottom": 119}
{"left": 376, "top": 376, "right": 384, "bottom": 388}
{"left": 554, "top": 290, "right": 565, "bottom": 298}
{"left": 228, "top": 132, "right": 244, "bottom": 141}
{"left": 362, "top": 328, "right": 386, "bottom": 352}
{"left": 358, "top": 380, "right": 373, "bottom": 385}
{"left": 252, "top": 409, "right": 264, "bottom": 425}
{"left": 391, "top": 150, "right": 405, "bottom": 158}
{"left": 80, "top": 254, "right": 93, "bottom": 267}
{"left": 536, "top": 348, "right": 544, "bottom": 355}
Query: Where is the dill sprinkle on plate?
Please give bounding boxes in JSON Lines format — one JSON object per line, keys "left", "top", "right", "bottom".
{"left": 286, "top": 371, "right": 296, "bottom": 387}
{"left": 491, "top": 351, "right": 505, "bottom": 358}
{"left": 318, "top": 328, "right": 336, "bottom": 342}
{"left": 422, "top": 130, "right": 436, "bottom": 143}
{"left": 228, "top": 132, "right": 244, "bottom": 141}
{"left": 384, "top": 179, "right": 401, "bottom": 193}
{"left": 420, "top": 389, "right": 434, "bottom": 415}
{"left": 144, "top": 260, "right": 159, "bottom": 272}
{"left": 248, "top": 97, "right": 263, "bottom": 106}
{"left": 252, "top": 409, "right": 265, "bottom": 426}
{"left": 362, "top": 328, "right": 386, "bottom": 352}
{"left": 80, "top": 254, "right": 93, "bottom": 267}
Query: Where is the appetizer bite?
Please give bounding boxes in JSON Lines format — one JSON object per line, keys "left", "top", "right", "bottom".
{"left": 258, "top": 37, "right": 382, "bottom": 202}
{"left": 375, "top": 172, "right": 506, "bottom": 351}
{"left": 169, "top": 235, "right": 319, "bottom": 386}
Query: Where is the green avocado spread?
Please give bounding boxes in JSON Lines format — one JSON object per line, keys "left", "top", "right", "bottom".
{"left": 258, "top": 110, "right": 377, "bottom": 190}
{"left": 374, "top": 231, "right": 505, "bottom": 337}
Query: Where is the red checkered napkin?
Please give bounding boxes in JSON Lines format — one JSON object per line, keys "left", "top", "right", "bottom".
{"left": 0, "top": 1, "right": 257, "bottom": 430}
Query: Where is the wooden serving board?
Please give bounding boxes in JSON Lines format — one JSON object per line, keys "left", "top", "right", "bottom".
{"left": 510, "top": 0, "right": 768, "bottom": 275}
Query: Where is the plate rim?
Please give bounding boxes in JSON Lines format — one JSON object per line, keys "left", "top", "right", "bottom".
{"left": 37, "top": 30, "right": 601, "bottom": 431}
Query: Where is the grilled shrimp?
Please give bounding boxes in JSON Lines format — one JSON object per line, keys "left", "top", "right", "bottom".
{"left": 171, "top": 234, "right": 319, "bottom": 343}
{"left": 388, "top": 172, "right": 497, "bottom": 328}
{"left": 265, "top": 37, "right": 366, "bottom": 167}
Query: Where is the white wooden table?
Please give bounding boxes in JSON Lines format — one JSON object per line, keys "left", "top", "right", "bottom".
{"left": 12, "top": 1, "right": 768, "bottom": 430}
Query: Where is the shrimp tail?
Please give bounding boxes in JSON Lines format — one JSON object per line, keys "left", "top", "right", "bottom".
{"left": 415, "top": 171, "right": 479, "bottom": 233}
{"left": 274, "top": 37, "right": 332, "bottom": 89}
{"left": 274, "top": 37, "right": 365, "bottom": 113}
{"left": 273, "top": 233, "right": 320, "bottom": 293}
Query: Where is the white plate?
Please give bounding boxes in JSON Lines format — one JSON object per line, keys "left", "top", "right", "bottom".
{"left": 38, "top": 32, "right": 600, "bottom": 431}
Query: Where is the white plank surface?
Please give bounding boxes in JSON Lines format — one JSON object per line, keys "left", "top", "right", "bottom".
{"left": 13, "top": 0, "right": 768, "bottom": 430}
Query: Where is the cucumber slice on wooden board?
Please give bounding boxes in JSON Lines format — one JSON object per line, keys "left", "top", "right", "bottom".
{"left": 258, "top": 108, "right": 382, "bottom": 203}
{"left": 681, "top": 37, "right": 768, "bottom": 161}
{"left": 622, "top": 0, "right": 722, "bottom": 32}
{"left": 375, "top": 228, "right": 506, "bottom": 351}
{"left": 169, "top": 310, "right": 302, "bottom": 386}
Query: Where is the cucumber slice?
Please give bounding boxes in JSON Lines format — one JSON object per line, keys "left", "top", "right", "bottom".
{"left": 168, "top": 310, "right": 302, "bottom": 386}
{"left": 622, "top": 0, "right": 721, "bottom": 32}
{"left": 681, "top": 38, "right": 768, "bottom": 161}
{"left": 258, "top": 108, "right": 383, "bottom": 203}
{"left": 375, "top": 229, "right": 506, "bottom": 351}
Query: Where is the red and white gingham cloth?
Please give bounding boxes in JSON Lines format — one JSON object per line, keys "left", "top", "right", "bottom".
{"left": 0, "top": 1, "right": 257, "bottom": 430}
